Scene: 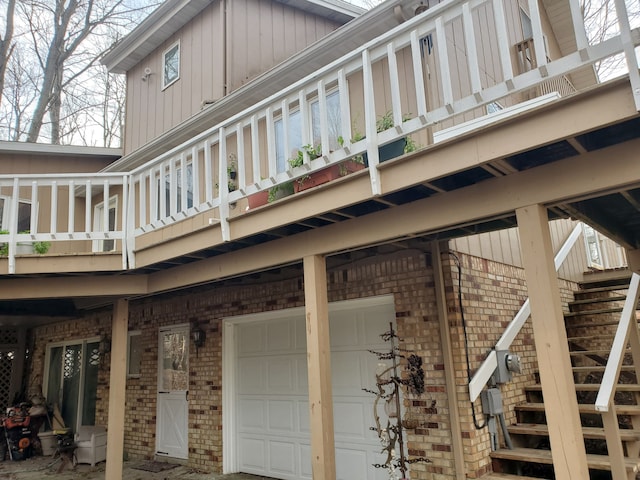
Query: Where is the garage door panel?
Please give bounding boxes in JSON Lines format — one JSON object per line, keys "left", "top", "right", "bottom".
{"left": 299, "top": 444, "right": 312, "bottom": 479}
{"left": 332, "top": 351, "right": 367, "bottom": 393}
{"left": 237, "top": 357, "right": 267, "bottom": 394}
{"left": 266, "top": 320, "right": 295, "bottom": 352}
{"left": 268, "top": 399, "right": 296, "bottom": 433}
{"left": 236, "top": 297, "right": 397, "bottom": 480}
{"left": 333, "top": 400, "right": 368, "bottom": 439}
{"left": 238, "top": 437, "right": 266, "bottom": 470}
{"left": 330, "top": 310, "right": 360, "bottom": 347}
{"left": 267, "top": 357, "right": 296, "bottom": 393}
{"left": 269, "top": 441, "right": 297, "bottom": 475}
{"left": 238, "top": 398, "right": 266, "bottom": 431}
{"left": 238, "top": 324, "right": 265, "bottom": 354}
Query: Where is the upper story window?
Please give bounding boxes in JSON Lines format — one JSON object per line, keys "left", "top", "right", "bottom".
{"left": 163, "top": 41, "right": 180, "bottom": 89}
{"left": 520, "top": 8, "right": 533, "bottom": 40}
{"left": 0, "top": 196, "right": 32, "bottom": 232}
{"left": 274, "top": 90, "right": 342, "bottom": 172}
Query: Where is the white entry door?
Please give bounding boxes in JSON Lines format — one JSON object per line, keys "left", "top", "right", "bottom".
{"left": 156, "top": 325, "right": 189, "bottom": 459}
{"left": 227, "top": 295, "right": 396, "bottom": 480}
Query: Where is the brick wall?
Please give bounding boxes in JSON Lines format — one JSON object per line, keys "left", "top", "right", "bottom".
{"left": 440, "top": 251, "right": 577, "bottom": 478}
{"left": 27, "top": 247, "right": 578, "bottom": 479}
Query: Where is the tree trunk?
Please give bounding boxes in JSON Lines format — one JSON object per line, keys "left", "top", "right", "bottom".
{"left": 0, "top": 0, "right": 16, "bottom": 103}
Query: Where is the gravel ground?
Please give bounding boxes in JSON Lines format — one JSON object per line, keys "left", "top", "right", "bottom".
{"left": 0, "top": 455, "right": 270, "bottom": 480}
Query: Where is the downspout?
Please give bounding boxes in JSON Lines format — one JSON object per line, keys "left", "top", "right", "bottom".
{"left": 222, "top": 0, "right": 228, "bottom": 97}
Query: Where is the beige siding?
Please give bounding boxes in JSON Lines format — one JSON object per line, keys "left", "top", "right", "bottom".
{"left": 227, "top": 0, "right": 341, "bottom": 92}
{"left": 124, "top": 0, "right": 343, "bottom": 155}
{"left": 125, "top": 3, "right": 225, "bottom": 155}
{"left": 449, "top": 219, "right": 627, "bottom": 283}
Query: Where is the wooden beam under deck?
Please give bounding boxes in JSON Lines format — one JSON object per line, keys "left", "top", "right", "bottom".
{"left": 0, "top": 132, "right": 638, "bottom": 300}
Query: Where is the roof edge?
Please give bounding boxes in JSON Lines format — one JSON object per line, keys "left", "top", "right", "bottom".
{"left": 0, "top": 141, "right": 122, "bottom": 159}
{"left": 102, "top": 0, "right": 365, "bottom": 74}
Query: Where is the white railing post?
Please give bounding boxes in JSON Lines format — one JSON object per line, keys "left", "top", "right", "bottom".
{"left": 67, "top": 181, "right": 75, "bottom": 235}
{"left": 8, "top": 177, "right": 19, "bottom": 274}
{"left": 613, "top": 0, "right": 640, "bottom": 110}
{"left": 595, "top": 273, "right": 640, "bottom": 410}
{"left": 219, "top": 127, "right": 231, "bottom": 242}
{"left": 363, "top": 49, "right": 381, "bottom": 196}
{"left": 50, "top": 181, "right": 58, "bottom": 235}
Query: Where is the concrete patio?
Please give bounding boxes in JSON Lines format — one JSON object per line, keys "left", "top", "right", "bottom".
{"left": 0, "top": 455, "right": 271, "bottom": 479}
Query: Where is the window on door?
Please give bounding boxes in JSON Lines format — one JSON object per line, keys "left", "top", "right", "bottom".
{"left": 93, "top": 196, "right": 117, "bottom": 252}
{"left": 45, "top": 339, "right": 100, "bottom": 431}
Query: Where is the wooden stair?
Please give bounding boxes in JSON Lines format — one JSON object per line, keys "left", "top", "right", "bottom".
{"left": 487, "top": 273, "right": 640, "bottom": 479}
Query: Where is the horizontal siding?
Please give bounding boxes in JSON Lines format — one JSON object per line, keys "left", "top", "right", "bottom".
{"left": 450, "top": 219, "right": 627, "bottom": 283}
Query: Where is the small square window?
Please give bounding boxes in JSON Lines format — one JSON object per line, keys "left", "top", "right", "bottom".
{"left": 163, "top": 41, "right": 180, "bottom": 89}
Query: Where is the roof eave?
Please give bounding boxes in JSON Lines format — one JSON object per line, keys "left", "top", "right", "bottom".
{"left": 102, "top": 0, "right": 365, "bottom": 74}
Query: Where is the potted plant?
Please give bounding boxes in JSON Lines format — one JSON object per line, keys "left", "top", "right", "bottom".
{"left": 359, "top": 112, "right": 418, "bottom": 164}
{"left": 289, "top": 144, "right": 365, "bottom": 193}
{"left": 267, "top": 182, "right": 294, "bottom": 202}
{"left": 0, "top": 230, "right": 50, "bottom": 255}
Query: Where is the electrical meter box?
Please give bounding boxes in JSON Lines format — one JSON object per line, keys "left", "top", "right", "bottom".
{"left": 480, "top": 387, "right": 503, "bottom": 415}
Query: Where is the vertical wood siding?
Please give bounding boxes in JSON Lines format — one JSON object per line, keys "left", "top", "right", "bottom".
{"left": 124, "top": 0, "right": 343, "bottom": 155}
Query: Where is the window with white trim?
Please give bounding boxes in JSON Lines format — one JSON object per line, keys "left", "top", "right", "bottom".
{"left": 274, "top": 89, "right": 342, "bottom": 172}
{"left": 163, "top": 41, "right": 180, "bottom": 89}
{"left": 93, "top": 196, "right": 117, "bottom": 252}
{"left": 0, "top": 196, "right": 32, "bottom": 232}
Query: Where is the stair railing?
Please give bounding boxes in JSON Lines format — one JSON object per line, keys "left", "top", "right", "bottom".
{"left": 594, "top": 272, "right": 640, "bottom": 480}
{"left": 468, "top": 222, "right": 584, "bottom": 402}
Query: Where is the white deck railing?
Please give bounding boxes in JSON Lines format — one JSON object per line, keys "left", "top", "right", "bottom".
{"left": 0, "top": 0, "right": 638, "bottom": 272}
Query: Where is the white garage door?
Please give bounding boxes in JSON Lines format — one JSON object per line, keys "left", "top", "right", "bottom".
{"left": 232, "top": 296, "right": 396, "bottom": 480}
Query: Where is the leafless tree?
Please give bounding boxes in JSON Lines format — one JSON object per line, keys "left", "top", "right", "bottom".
{"left": 0, "top": 0, "right": 16, "bottom": 104}
{"left": 0, "top": 0, "right": 157, "bottom": 146}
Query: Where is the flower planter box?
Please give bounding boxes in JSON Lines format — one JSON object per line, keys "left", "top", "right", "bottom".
{"left": 363, "top": 138, "right": 407, "bottom": 166}
{"left": 247, "top": 190, "right": 269, "bottom": 209}
{"left": 293, "top": 160, "right": 365, "bottom": 193}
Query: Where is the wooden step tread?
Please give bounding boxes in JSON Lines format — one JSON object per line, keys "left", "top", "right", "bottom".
{"left": 516, "top": 402, "right": 640, "bottom": 415}
{"left": 490, "top": 447, "right": 640, "bottom": 472}
{"left": 572, "top": 365, "right": 636, "bottom": 373}
{"left": 507, "top": 423, "right": 640, "bottom": 441}
{"left": 569, "top": 295, "right": 627, "bottom": 306}
{"left": 568, "top": 335, "right": 614, "bottom": 342}
{"left": 569, "top": 349, "right": 628, "bottom": 356}
{"left": 564, "top": 307, "right": 624, "bottom": 317}
{"left": 480, "top": 473, "right": 550, "bottom": 480}
{"left": 577, "top": 284, "right": 631, "bottom": 295}
{"left": 526, "top": 383, "right": 640, "bottom": 392}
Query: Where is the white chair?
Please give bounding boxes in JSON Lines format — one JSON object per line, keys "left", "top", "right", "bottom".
{"left": 74, "top": 426, "right": 107, "bottom": 466}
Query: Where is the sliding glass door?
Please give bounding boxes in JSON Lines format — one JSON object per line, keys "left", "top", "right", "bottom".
{"left": 45, "top": 339, "right": 100, "bottom": 431}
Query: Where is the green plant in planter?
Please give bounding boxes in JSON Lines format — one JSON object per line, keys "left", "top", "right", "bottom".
{"left": 288, "top": 144, "right": 322, "bottom": 169}
{"left": 0, "top": 230, "right": 50, "bottom": 255}
{"left": 267, "top": 182, "right": 294, "bottom": 202}
{"left": 288, "top": 144, "right": 323, "bottom": 186}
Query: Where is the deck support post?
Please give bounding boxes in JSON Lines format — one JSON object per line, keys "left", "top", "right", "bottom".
{"left": 516, "top": 205, "right": 589, "bottom": 478}
{"left": 432, "top": 241, "right": 467, "bottom": 479}
{"left": 303, "top": 255, "right": 336, "bottom": 480}
{"left": 105, "top": 298, "right": 129, "bottom": 480}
